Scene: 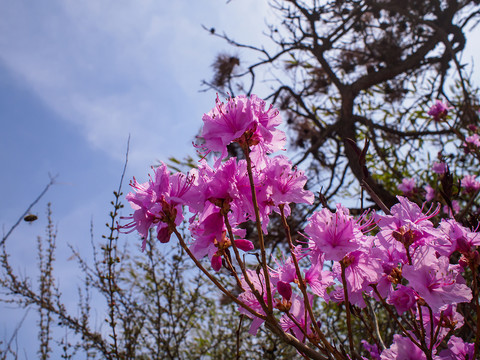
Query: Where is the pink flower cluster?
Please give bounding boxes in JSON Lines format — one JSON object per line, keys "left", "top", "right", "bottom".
{"left": 124, "top": 94, "right": 312, "bottom": 270}
{"left": 199, "top": 94, "right": 286, "bottom": 166}
{"left": 239, "top": 196, "right": 477, "bottom": 358}
{"left": 124, "top": 95, "right": 478, "bottom": 359}
{"left": 122, "top": 164, "right": 194, "bottom": 250}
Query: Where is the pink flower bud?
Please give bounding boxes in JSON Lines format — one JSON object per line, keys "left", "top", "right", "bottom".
{"left": 277, "top": 280, "right": 292, "bottom": 301}
{"left": 211, "top": 255, "right": 222, "bottom": 272}
{"left": 234, "top": 239, "right": 254, "bottom": 252}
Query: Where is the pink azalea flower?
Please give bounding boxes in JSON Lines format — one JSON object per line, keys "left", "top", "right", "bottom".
{"left": 202, "top": 157, "right": 252, "bottom": 224}
{"left": 189, "top": 157, "right": 281, "bottom": 237}
{"left": 461, "top": 174, "right": 480, "bottom": 194}
{"left": 464, "top": 133, "right": 480, "bottom": 148}
{"left": 123, "top": 163, "right": 193, "bottom": 250}
{"left": 428, "top": 100, "right": 452, "bottom": 122}
{"left": 329, "top": 283, "right": 370, "bottom": 308}
{"left": 402, "top": 246, "right": 472, "bottom": 312}
{"left": 271, "top": 252, "right": 333, "bottom": 301}
{"left": 425, "top": 184, "right": 435, "bottom": 202}
{"left": 304, "top": 254, "right": 334, "bottom": 300}
{"left": 441, "top": 305, "right": 465, "bottom": 330}
{"left": 201, "top": 95, "right": 254, "bottom": 161}
{"left": 380, "top": 335, "right": 426, "bottom": 360}
{"left": 189, "top": 205, "right": 225, "bottom": 260}
{"left": 398, "top": 177, "right": 416, "bottom": 195}
{"left": 305, "top": 205, "right": 366, "bottom": 261}
{"left": 200, "top": 94, "right": 285, "bottom": 166}
{"left": 362, "top": 340, "right": 381, "bottom": 360}
{"left": 371, "top": 244, "right": 407, "bottom": 299}
{"left": 437, "top": 336, "right": 474, "bottom": 360}
{"left": 332, "top": 249, "right": 382, "bottom": 307}
{"left": 387, "top": 285, "right": 417, "bottom": 314}
{"left": 262, "top": 155, "right": 314, "bottom": 216}
{"left": 418, "top": 304, "right": 464, "bottom": 347}
{"left": 249, "top": 94, "right": 286, "bottom": 157}
{"left": 432, "top": 162, "right": 447, "bottom": 174}
{"left": 189, "top": 203, "right": 251, "bottom": 271}
{"left": 186, "top": 157, "right": 253, "bottom": 227}
{"left": 436, "top": 218, "right": 480, "bottom": 258}
{"left": 337, "top": 250, "right": 382, "bottom": 293}
{"left": 376, "top": 196, "right": 440, "bottom": 254}
{"left": 270, "top": 254, "right": 297, "bottom": 285}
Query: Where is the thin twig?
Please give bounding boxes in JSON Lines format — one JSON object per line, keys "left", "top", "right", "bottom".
{"left": 279, "top": 205, "right": 344, "bottom": 360}
{"left": 171, "top": 227, "right": 266, "bottom": 321}
{"left": 4, "top": 307, "right": 31, "bottom": 355}
{"left": 366, "top": 300, "right": 385, "bottom": 350}
{"left": 236, "top": 314, "right": 243, "bottom": 360}
{"left": 360, "top": 180, "right": 391, "bottom": 215}
{"left": 2, "top": 176, "right": 56, "bottom": 247}
{"left": 243, "top": 146, "right": 274, "bottom": 312}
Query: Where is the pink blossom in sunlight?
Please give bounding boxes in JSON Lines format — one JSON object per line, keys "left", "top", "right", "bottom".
{"left": 123, "top": 163, "right": 193, "bottom": 250}
{"left": 304, "top": 254, "right": 334, "bottom": 300}
{"left": 425, "top": 184, "right": 435, "bottom": 202}
{"left": 387, "top": 285, "right": 417, "bottom": 314}
{"left": 305, "top": 205, "right": 366, "bottom": 261}
{"left": 201, "top": 95, "right": 255, "bottom": 162}
{"left": 427, "top": 100, "right": 452, "bottom": 122}
{"left": 402, "top": 246, "right": 472, "bottom": 312}
{"left": 398, "top": 177, "right": 416, "bottom": 195}
{"left": 432, "top": 162, "right": 447, "bottom": 174}
{"left": 189, "top": 203, "right": 251, "bottom": 271}
{"left": 375, "top": 196, "right": 440, "bottom": 254}
{"left": 437, "top": 336, "right": 474, "bottom": 360}
{"left": 371, "top": 244, "right": 407, "bottom": 299}
{"left": 185, "top": 157, "right": 253, "bottom": 228}
{"left": 380, "top": 335, "right": 426, "bottom": 360}
{"left": 270, "top": 255, "right": 297, "bottom": 285}
{"left": 461, "top": 174, "right": 480, "bottom": 194}
{"left": 436, "top": 218, "right": 480, "bottom": 258}
{"left": 339, "top": 250, "right": 381, "bottom": 293}
{"left": 249, "top": 94, "right": 286, "bottom": 155}
{"left": 263, "top": 155, "right": 314, "bottom": 216}
{"left": 464, "top": 133, "right": 480, "bottom": 148}
{"left": 332, "top": 248, "right": 382, "bottom": 307}
{"left": 200, "top": 94, "right": 285, "bottom": 165}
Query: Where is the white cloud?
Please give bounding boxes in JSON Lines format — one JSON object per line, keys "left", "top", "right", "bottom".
{"left": 0, "top": 0, "right": 273, "bottom": 170}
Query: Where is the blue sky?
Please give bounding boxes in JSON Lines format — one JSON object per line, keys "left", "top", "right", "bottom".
{"left": 0, "top": 0, "right": 273, "bottom": 356}
{"left": 1, "top": 0, "right": 479, "bottom": 357}
{"left": 0, "top": 0, "right": 273, "bottom": 257}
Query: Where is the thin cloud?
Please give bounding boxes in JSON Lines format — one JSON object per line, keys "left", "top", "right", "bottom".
{"left": 0, "top": 0, "right": 272, "bottom": 169}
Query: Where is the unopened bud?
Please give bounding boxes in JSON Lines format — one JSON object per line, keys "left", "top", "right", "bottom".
{"left": 277, "top": 281, "right": 292, "bottom": 301}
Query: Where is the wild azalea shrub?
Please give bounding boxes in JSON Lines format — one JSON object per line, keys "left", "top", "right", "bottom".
{"left": 123, "top": 95, "right": 479, "bottom": 360}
